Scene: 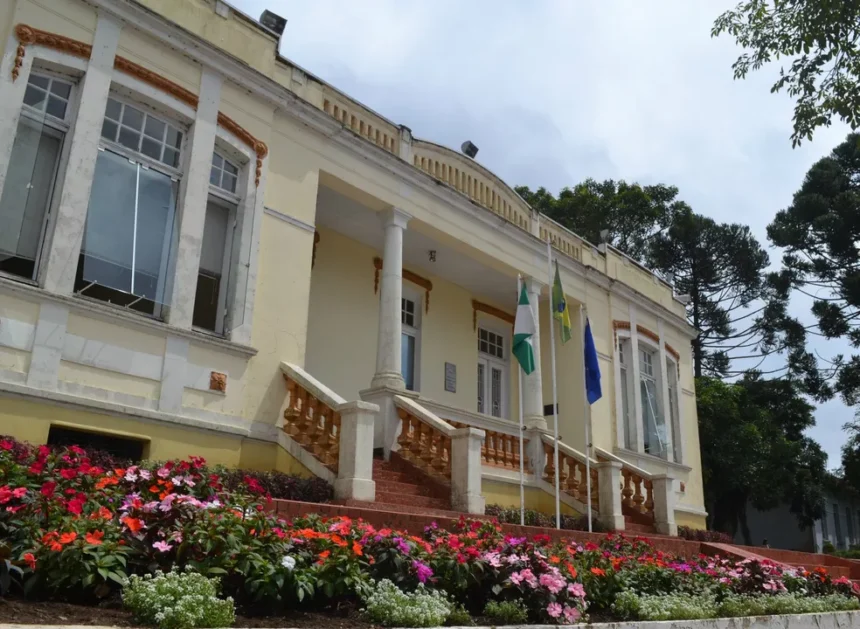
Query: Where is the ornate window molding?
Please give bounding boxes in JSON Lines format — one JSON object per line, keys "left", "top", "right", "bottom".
{"left": 372, "top": 257, "right": 433, "bottom": 313}
{"left": 12, "top": 24, "right": 268, "bottom": 186}
{"left": 471, "top": 300, "right": 514, "bottom": 330}
{"left": 613, "top": 320, "right": 680, "bottom": 363}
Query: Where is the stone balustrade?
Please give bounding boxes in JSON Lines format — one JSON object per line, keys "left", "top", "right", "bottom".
{"left": 622, "top": 467, "right": 654, "bottom": 518}
{"left": 538, "top": 215, "right": 584, "bottom": 262}
{"left": 322, "top": 86, "right": 400, "bottom": 155}
{"left": 282, "top": 372, "right": 342, "bottom": 472}
{"left": 540, "top": 437, "right": 600, "bottom": 513}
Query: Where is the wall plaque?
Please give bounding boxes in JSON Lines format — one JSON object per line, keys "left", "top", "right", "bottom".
{"left": 444, "top": 362, "right": 456, "bottom": 393}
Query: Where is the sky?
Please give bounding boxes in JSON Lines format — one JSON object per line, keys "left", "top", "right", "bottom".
{"left": 233, "top": 0, "right": 855, "bottom": 466}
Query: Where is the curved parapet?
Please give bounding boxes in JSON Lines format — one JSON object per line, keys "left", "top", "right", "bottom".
{"left": 411, "top": 140, "right": 534, "bottom": 232}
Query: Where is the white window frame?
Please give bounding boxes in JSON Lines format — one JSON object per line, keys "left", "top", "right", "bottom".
{"left": 0, "top": 68, "right": 78, "bottom": 285}
{"left": 477, "top": 319, "right": 510, "bottom": 419}
{"left": 638, "top": 343, "right": 667, "bottom": 459}
{"left": 616, "top": 338, "right": 637, "bottom": 450}
{"left": 74, "top": 92, "right": 187, "bottom": 319}
{"left": 191, "top": 149, "right": 245, "bottom": 337}
{"left": 666, "top": 355, "right": 683, "bottom": 463}
{"left": 401, "top": 286, "right": 422, "bottom": 392}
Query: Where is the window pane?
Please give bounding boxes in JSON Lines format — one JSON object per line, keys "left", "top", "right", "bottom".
{"left": 78, "top": 150, "right": 137, "bottom": 294}
{"left": 101, "top": 119, "right": 118, "bottom": 142}
{"left": 105, "top": 98, "right": 122, "bottom": 121}
{"left": 402, "top": 333, "right": 415, "bottom": 390}
{"left": 193, "top": 200, "right": 231, "bottom": 332}
{"left": 641, "top": 377, "right": 667, "bottom": 458}
{"left": 491, "top": 367, "right": 502, "bottom": 417}
{"left": 135, "top": 166, "right": 178, "bottom": 304}
{"left": 163, "top": 147, "right": 179, "bottom": 168}
{"left": 140, "top": 137, "right": 162, "bottom": 161}
{"left": 165, "top": 127, "right": 182, "bottom": 149}
{"left": 23, "top": 85, "right": 47, "bottom": 111}
{"left": 144, "top": 116, "right": 166, "bottom": 140}
{"left": 46, "top": 96, "right": 67, "bottom": 119}
{"left": 222, "top": 173, "right": 237, "bottom": 193}
{"left": 118, "top": 127, "right": 140, "bottom": 151}
{"left": 224, "top": 160, "right": 238, "bottom": 176}
{"left": 477, "top": 363, "right": 485, "bottom": 414}
{"left": 212, "top": 153, "right": 223, "bottom": 168}
{"left": 122, "top": 105, "right": 144, "bottom": 130}
{"left": 620, "top": 366, "right": 634, "bottom": 449}
{"left": 49, "top": 80, "right": 71, "bottom": 99}
{"left": 0, "top": 118, "right": 63, "bottom": 280}
{"left": 28, "top": 74, "right": 49, "bottom": 89}
{"left": 210, "top": 166, "right": 221, "bottom": 187}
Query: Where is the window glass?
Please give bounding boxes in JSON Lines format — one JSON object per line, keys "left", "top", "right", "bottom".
{"left": 0, "top": 119, "right": 63, "bottom": 279}
{"left": 477, "top": 363, "right": 485, "bottom": 414}
{"left": 478, "top": 328, "right": 505, "bottom": 359}
{"left": 210, "top": 151, "right": 239, "bottom": 193}
{"left": 193, "top": 199, "right": 233, "bottom": 333}
{"left": 401, "top": 332, "right": 416, "bottom": 391}
{"left": 23, "top": 73, "right": 71, "bottom": 121}
{"left": 619, "top": 343, "right": 635, "bottom": 449}
{"left": 75, "top": 149, "right": 178, "bottom": 316}
{"left": 667, "top": 358, "right": 681, "bottom": 462}
{"left": 640, "top": 347, "right": 668, "bottom": 459}
{"left": 401, "top": 298, "right": 416, "bottom": 328}
{"left": 100, "top": 98, "right": 182, "bottom": 168}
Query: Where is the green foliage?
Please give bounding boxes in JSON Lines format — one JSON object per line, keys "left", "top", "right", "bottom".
{"left": 445, "top": 603, "right": 473, "bottom": 626}
{"left": 613, "top": 590, "right": 718, "bottom": 621}
{"left": 483, "top": 599, "right": 529, "bottom": 625}
{"left": 122, "top": 568, "right": 235, "bottom": 629}
{"left": 483, "top": 504, "right": 605, "bottom": 532}
{"left": 677, "top": 526, "right": 733, "bottom": 543}
{"left": 360, "top": 579, "right": 452, "bottom": 628}
{"left": 697, "top": 376, "right": 827, "bottom": 536}
{"left": 712, "top": 1, "right": 860, "bottom": 146}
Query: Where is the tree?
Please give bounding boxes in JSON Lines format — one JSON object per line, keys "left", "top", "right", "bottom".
{"left": 697, "top": 375, "right": 827, "bottom": 540}
{"left": 515, "top": 179, "right": 682, "bottom": 262}
{"left": 647, "top": 208, "right": 770, "bottom": 377}
{"left": 767, "top": 132, "right": 860, "bottom": 404}
{"left": 712, "top": 0, "right": 860, "bottom": 146}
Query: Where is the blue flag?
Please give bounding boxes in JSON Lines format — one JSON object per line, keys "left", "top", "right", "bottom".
{"left": 584, "top": 318, "right": 602, "bottom": 405}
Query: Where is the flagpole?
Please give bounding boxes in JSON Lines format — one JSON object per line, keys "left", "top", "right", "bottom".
{"left": 517, "top": 276, "right": 525, "bottom": 527}
{"left": 580, "top": 304, "right": 593, "bottom": 533}
{"left": 546, "top": 240, "right": 561, "bottom": 529}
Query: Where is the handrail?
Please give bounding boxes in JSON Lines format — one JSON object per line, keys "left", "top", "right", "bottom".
{"left": 279, "top": 362, "right": 346, "bottom": 472}
{"left": 393, "top": 395, "right": 454, "bottom": 481}
{"left": 418, "top": 397, "right": 520, "bottom": 436}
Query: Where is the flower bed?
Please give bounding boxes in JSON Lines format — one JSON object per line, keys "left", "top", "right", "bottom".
{"left": 1, "top": 439, "right": 858, "bottom": 627}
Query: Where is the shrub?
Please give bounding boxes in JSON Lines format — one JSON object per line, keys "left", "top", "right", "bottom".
{"left": 212, "top": 466, "right": 333, "bottom": 503}
{"left": 483, "top": 599, "right": 529, "bottom": 625}
{"left": 614, "top": 591, "right": 718, "bottom": 620}
{"left": 823, "top": 540, "right": 836, "bottom": 554}
{"left": 122, "top": 568, "right": 235, "bottom": 629}
{"left": 361, "top": 579, "right": 451, "bottom": 627}
{"left": 445, "top": 603, "right": 473, "bottom": 626}
{"left": 677, "top": 526, "right": 733, "bottom": 544}
{"left": 484, "top": 504, "right": 605, "bottom": 532}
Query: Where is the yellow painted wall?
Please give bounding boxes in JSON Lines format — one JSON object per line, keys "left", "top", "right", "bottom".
{"left": 116, "top": 24, "right": 201, "bottom": 96}
{"left": 14, "top": 0, "right": 97, "bottom": 45}
{"left": 58, "top": 362, "right": 160, "bottom": 400}
{"left": 676, "top": 511, "right": 707, "bottom": 530}
{"left": 483, "top": 479, "right": 580, "bottom": 516}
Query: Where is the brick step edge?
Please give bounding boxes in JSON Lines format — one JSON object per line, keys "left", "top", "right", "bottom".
{"left": 341, "top": 499, "right": 461, "bottom": 518}
{"left": 374, "top": 480, "right": 448, "bottom": 499}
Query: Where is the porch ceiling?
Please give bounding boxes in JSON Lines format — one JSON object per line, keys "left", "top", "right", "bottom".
{"left": 315, "top": 185, "right": 517, "bottom": 309}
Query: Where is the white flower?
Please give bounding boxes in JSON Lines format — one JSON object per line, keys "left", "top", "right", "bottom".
{"left": 281, "top": 555, "right": 296, "bottom": 571}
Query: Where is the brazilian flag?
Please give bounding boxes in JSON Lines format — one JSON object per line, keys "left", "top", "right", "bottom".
{"left": 552, "top": 261, "right": 572, "bottom": 344}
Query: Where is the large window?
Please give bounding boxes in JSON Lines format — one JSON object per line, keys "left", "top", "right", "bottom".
{"left": 74, "top": 97, "right": 183, "bottom": 317}
{"left": 478, "top": 327, "right": 508, "bottom": 418}
{"left": 640, "top": 347, "right": 668, "bottom": 458}
{"left": 401, "top": 295, "right": 420, "bottom": 391}
{"left": 618, "top": 342, "right": 635, "bottom": 449}
{"left": 0, "top": 72, "right": 73, "bottom": 280}
{"left": 667, "top": 357, "right": 681, "bottom": 462}
{"left": 192, "top": 151, "right": 241, "bottom": 335}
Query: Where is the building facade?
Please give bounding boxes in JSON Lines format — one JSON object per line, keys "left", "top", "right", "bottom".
{"left": 0, "top": 0, "right": 707, "bottom": 530}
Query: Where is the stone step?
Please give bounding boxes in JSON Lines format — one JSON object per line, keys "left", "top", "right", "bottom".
{"left": 340, "top": 499, "right": 465, "bottom": 520}
{"left": 372, "top": 469, "right": 418, "bottom": 483}
{"left": 375, "top": 491, "right": 451, "bottom": 510}
{"left": 624, "top": 519, "right": 657, "bottom": 535}
{"left": 374, "top": 479, "right": 444, "bottom": 498}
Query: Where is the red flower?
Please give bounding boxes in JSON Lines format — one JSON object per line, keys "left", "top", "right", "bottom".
{"left": 566, "top": 562, "right": 578, "bottom": 578}
{"left": 243, "top": 475, "right": 265, "bottom": 494}
{"left": 533, "top": 534, "right": 551, "bottom": 544}
{"left": 590, "top": 567, "right": 606, "bottom": 577}
{"left": 0, "top": 486, "right": 11, "bottom": 504}
{"left": 0, "top": 439, "right": 13, "bottom": 450}
{"left": 68, "top": 445, "right": 85, "bottom": 455}
{"left": 67, "top": 497, "right": 85, "bottom": 515}
{"left": 60, "top": 468, "right": 78, "bottom": 480}
{"left": 121, "top": 516, "right": 144, "bottom": 533}
{"left": 59, "top": 532, "right": 77, "bottom": 545}
{"left": 40, "top": 481, "right": 56, "bottom": 498}
{"left": 85, "top": 531, "right": 104, "bottom": 546}
{"left": 352, "top": 541, "right": 363, "bottom": 556}
{"left": 22, "top": 553, "right": 36, "bottom": 570}
{"left": 29, "top": 461, "right": 45, "bottom": 474}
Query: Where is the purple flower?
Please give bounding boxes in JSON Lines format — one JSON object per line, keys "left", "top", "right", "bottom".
{"left": 413, "top": 560, "right": 433, "bottom": 583}
{"left": 153, "top": 541, "right": 172, "bottom": 552}
{"left": 392, "top": 537, "right": 410, "bottom": 554}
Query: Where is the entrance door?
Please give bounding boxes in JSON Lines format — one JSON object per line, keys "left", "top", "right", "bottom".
{"left": 477, "top": 327, "right": 508, "bottom": 418}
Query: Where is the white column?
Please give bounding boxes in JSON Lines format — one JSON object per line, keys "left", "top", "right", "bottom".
{"left": 0, "top": 31, "right": 35, "bottom": 204}
{"left": 656, "top": 319, "right": 674, "bottom": 461}
{"left": 42, "top": 14, "right": 121, "bottom": 294}
{"left": 523, "top": 278, "right": 546, "bottom": 429}
{"left": 597, "top": 461, "right": 625, "bottom": 531}
{"left": 26, "top": 302, "right": 69, "bottom": 390}
{"left": 370, "top": 208, "right": 411, "bottom": 390}
{"left": 166, "top": 69, "right": 222, "bottom": 328}
{"left": 652, "top": 475, "right": 678, "bottom": 536}
{"left": 629, "top": 304, "right": 644, "bottom": 452}
{"left": 334, "top": 400, "right": 378, "bottom": 502}
{"left": 450, "top": 426, "right": 486, "bottom": 514}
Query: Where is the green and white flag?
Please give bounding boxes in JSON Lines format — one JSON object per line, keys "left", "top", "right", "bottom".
{"left": 513, "top": 282, "right": 536, "bottom": 375}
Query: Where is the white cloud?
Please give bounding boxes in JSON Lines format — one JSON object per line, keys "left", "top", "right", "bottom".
{"left": 235, "top": 0, "right": 854, "bottom": 465}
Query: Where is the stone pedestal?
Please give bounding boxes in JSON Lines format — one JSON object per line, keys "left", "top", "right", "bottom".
{"left": 652, "top": 475, "right": 677, "bottom": 536}
{"left": 450, "top": 426, "right": 486, "bottom": 514}
{"left": 360, "top": 385, "right": 418, "bottom": 457}
{"left": 333, "top": 400, "right": 379, "bottom": 502}
{"left": 597, "top": 461, "right": 625, "bottom": 531}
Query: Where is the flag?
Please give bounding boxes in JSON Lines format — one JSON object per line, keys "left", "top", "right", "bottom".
{"left": 551, "top": 261, "right": 572, "bottom": 344}
{"left": 513, "top": 282, "right": 536, "bottom": 375}
{"left": 584, "top": 318, "right": 602, "bottom": 404}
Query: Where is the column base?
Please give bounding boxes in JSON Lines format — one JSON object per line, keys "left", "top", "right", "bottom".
{"left": 655, "top": 521, "right": 678, "bottom": 536}
{"left": 334, "top": 478, "right": 376, "bottom": 502}
{"left": 360, "top": 385, "right": 418, "bottom": 456}
{"left": 370, "top": 371, "right": 406, "bottom": 390}
{"left": 525, "top": 415, "right": 548, "bottom": 431}
{"left": 600, "top": 515, "right": 626, "bottom": 531}
{"left": 452, "top": 491, "right": 485, "bottom": 515}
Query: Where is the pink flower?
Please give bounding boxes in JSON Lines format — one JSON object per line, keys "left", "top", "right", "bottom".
{"left": 539, "top": 572, "right": 566, "bottom": 594}
{"left": 12, "top": 487, "right": 27, "bottom": 499}
{"left": 568, "top": 582, "right": 586, "bottom": 598}
{"left": 483, "top": 552, "right": 502, "bottom": 568}
{"left": 156, "top": 467, "right": 171, "bottom": 479}
{"left": 153, "top": 541, "right": 172, "bottom": 552}
{"left": 547, "top": 602, "right": 562, "bottom": 618}
{"left": 139, "top": 469, "right": 151, "bottom": 480}
{"left": 563, "top": 605, "right": 581, "bottom": 623}
{"left": 762, "top": 583, "right": 773, "bottom": 591}
{"left": 510, "top": 571, "right": 525, "bottom": 585}
{"left": 412, "top": 560, "right": 433, "bottom": 583}
{"left": 171, "top": 476, "right": 183, "bottom": 486}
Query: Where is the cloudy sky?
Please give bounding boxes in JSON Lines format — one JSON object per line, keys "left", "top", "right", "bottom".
{"left": 234, "top": 0, "right": 854, "bottom": 465}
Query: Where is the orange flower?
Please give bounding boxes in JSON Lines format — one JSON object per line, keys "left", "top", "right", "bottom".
{"left": 149, "top": 485, "right": 159, "bottom": 494}
{"left": 590, "top": 567, "right": 606, "bottom": 577}
{"left": 42, "top": 532, "right": 63, "bottom": 552}
{"left": 566, "top": 562, "right": 578, "bottom": 578}
{"left": 85, "top": 531, "right": 104, "bottom": 546}
{"left": 95, "top": 476, "right": 119, "bottom": 490}
{"left": 368, "top": 556, "right": 376, "bottom": 565}
{"left": 549, "top": 555, "right": 561, "bottom": 564}
{"left": 22, "top": 553, "right": 36, "bottom": 570}
{"left": 59, "top": 532, "right": 77, "bottom": 545}
{"left": 352, "top": 541, "right": 363, "bottom": 556}
{"left": 319, "top": 550, "right": 331, "bottom": 559}
{"left": 121, "top": 516, "right": 144, "bottom": 533}
{"left": 330, "top": 534, "right": 347, "bottom": 547}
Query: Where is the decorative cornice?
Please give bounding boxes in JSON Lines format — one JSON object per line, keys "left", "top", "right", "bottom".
{"left": 12, "top": 24, "right": 268, "bottom": 186}
{"left": 472, "top": 300, "right": 515, "bottom": 330}
{"left": 373, "top": 257, "right": 433, "bottom": 313}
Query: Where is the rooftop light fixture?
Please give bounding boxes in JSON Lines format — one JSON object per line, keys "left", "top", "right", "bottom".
{"left": 461, "top": 140, "right": 479, "bottom": 158}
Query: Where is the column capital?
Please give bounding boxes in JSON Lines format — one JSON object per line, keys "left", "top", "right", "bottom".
{"left": 379, "top": 207, "right": 412, "bottom": 230}
{"left": 524, "top": 276, "right": 545, "bottom": 295}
